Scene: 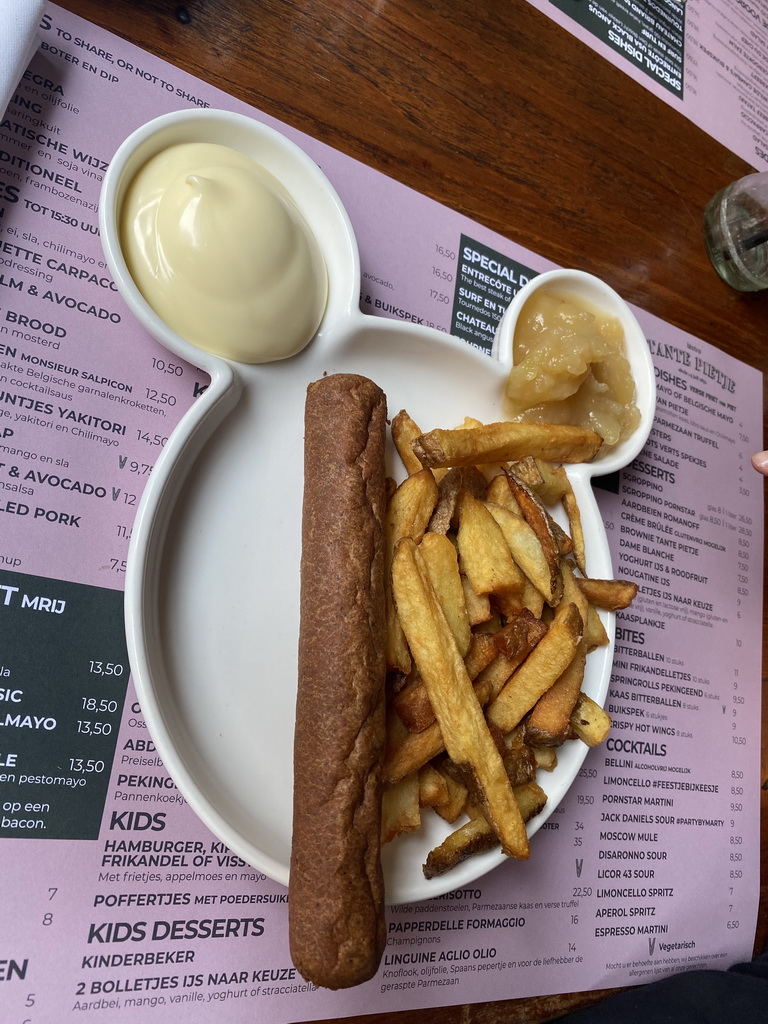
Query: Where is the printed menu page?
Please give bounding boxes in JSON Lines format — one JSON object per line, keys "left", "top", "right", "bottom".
{"left": 526, "top": 0, "right": 768, "bottom": 170}
{"left": 0, "top": 4, "right": 763, "bottom": 1023}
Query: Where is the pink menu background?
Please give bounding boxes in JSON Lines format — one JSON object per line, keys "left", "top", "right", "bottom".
{"left": 0, "top": 4, "right": 762, "bottom": 1022}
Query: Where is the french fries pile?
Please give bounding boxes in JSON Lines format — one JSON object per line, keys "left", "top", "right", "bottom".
{"left": 381, "top": 413, "right": 638, "bottom": 879}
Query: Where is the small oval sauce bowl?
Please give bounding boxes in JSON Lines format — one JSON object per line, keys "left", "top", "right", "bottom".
{"left": 492, "top": 268, "right": 656, "bottom": 476}
{"left": 99, "top": 108, "right": 361, "bottom": 374}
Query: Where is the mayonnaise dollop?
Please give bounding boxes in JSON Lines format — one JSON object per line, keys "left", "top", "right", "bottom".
{"left": 119, "top": 142, "right": 328, "bottom": 363}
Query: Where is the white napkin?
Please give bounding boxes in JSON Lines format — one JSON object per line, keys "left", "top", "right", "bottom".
{"left": 0, "top": 0, "right": 45, "bottom": 117}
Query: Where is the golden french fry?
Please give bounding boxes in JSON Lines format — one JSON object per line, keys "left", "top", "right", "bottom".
{"left": 525, "top": 638, "right": 588, "bottom": 747}
{"left": 386, "top": 469, "right": 440, "bottom": 549}
{"left": 464, "top": 632, "right": 501, "bottom": 674}
{"left": 436, "top": 778, "right": 469, "bottom": 824}
{"left": 386, "top": 594, "right": 412, "bottom": 674}
{"left": 391, "top": 409, "right": 429, "bottom": 476}
{"left": 382, "top": 708, "right": 423, "bottom": 843}
{"left": 456, "top": 417, "right": 509, "bottom": 480}
{"left": 492, "top": 608, "right": 548, "bottom": 662}
{"left": 569, "top": 692, "right": 612, "bottom": 747}
{"left": 426, "top": 467, "right": 462, "bottom": 534}
{"left": 532, "top": 745, "right": 558, "bottom": 771}
{"left": 393, "top": 632, "right": 496, "bottom": 733}
{"left": 385, "top": 469, "right": 440, "bottom": 672}
{"left": 522, "top": 579, "right": 546, "bottom": 617}
{"left": 457, "top": 493, "right": 525, "bottom": 608}
{"left": 561, "top": 559, "right": 590, "bottom": 623}
{"left": 491, "top": 614, "right": 530, "bottom": 661}
{"left": 501, "top": 726, "right": 538, "bottom": 786}
{"left": 524, "top": 561, "right": 589, "bottom": 745}
{"left": 419, "top": 763, "right": 449, "bottom": 808}
{"left": 385, "top": 647, "right": 524, "bottom": 783}
{"left": 562, "top": 481, "right": 587, "bottom": 574}
{"left": 504, "top": 471, "right": 563, "bottom": 597}
{"left": 426, "top": 760, "right": 469, "bottom": 823}
{"left": 550, "top": 518, "right": 573, "bottom": 556}
{"left": 427, "top": 467, "right": 487, "bottom": 534}
{"left": 419, "top": 532, "right": 471, "bottom": 657}
{"left": 391, "top": 669, "right": 428, "bottom": 732}
{"left": 384, "top": 719, "right": 443, "bottom": 786}
{"left": 461, "top": 575, "right": 492, "bottom": 625}
{"left": 392, "top": 651, "right": 513, "bottom": 791}
{"left": 585, "top": 605, "right": 610, "bottom": 649}
{"left": 471, "top": 651, "right": 529, "bottom": 707}
{"left": 562, "top": 563, "right": 617, "bottom": 648}
{"left": 515, "top": 781, "right": 549, "bottom": 821}
{"left": 562, "top": 559, "right": 609, "bottom": 652}
{"left": 411, "top": 421, "right": 603, "bottom": 468}
{"left": 422, "top": 782, "right": 547, "bottom": 879}
{"left": 576, "top": 576, "right": 639, "bottom": 610}
{"left": 390, "top": 538, "right": 529, "bottom": 859}
{"left": 508, "top": 456, "right": 544, "bottom": 489}
{"left": 381, "top": 711, "right": 421, "bottom": 844}
{"left": 423, "top": 814, "right": 499, "bottom": 879}
{"left": 487, "top": 601, "right": 584, "bottom": 734}
{"left": 508, "top": 457, "right": 570, "bottom": 510}
{"left": 486, "top": 472, "right": 523, "bottom": 514}
{"left": 532, "top": 460, "right": 570, "bottom": 505}
{"left": 485, "top": 501, "right": 562, "bottom": 606}
{"left": 381, "top": 774, "right": 421, "bottom": 844}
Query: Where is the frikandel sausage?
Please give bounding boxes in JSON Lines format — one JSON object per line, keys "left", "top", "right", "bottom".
{"left": 289, "top": 373, "right": 388, "bottom": 990}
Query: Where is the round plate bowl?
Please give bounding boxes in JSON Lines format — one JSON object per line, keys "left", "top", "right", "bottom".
{"left": 493, "top": 267, "right": 656, "bottom": 475}
{"left": 101, "top": 113, "right": 656, "bottom": 905}
{"left": 99, "top": 107, "right": 361, "bottom": 376}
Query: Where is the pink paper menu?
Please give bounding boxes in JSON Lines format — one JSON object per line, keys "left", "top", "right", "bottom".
{"left": 0, "top": 4, "right": 763, "bottom": 1022}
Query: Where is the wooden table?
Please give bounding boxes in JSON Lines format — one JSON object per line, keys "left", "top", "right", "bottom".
{"left": 56, "top": 0, "right": 768, "bottom": 1020}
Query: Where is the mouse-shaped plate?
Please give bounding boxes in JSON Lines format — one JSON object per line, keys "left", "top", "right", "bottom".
{"left": 100, "top": 110, "right": 655, "bottom": 905}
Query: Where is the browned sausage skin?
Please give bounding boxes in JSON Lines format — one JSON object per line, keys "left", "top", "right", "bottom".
{"left": 289, "top": 373, "right": 388, "bottom": 990}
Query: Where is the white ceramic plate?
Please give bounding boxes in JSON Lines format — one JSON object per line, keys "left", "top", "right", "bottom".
{"left": 101, "top": 111, "right": 655, "bottom": 906}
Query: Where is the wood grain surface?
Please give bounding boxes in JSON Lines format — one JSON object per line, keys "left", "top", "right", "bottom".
{"left": 55, "top": 1, "right": 768, "bottom": 1021}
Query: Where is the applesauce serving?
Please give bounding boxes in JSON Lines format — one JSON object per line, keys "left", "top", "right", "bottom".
{"left": 504, "top": 288, "right": 641, "bottom": 449}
